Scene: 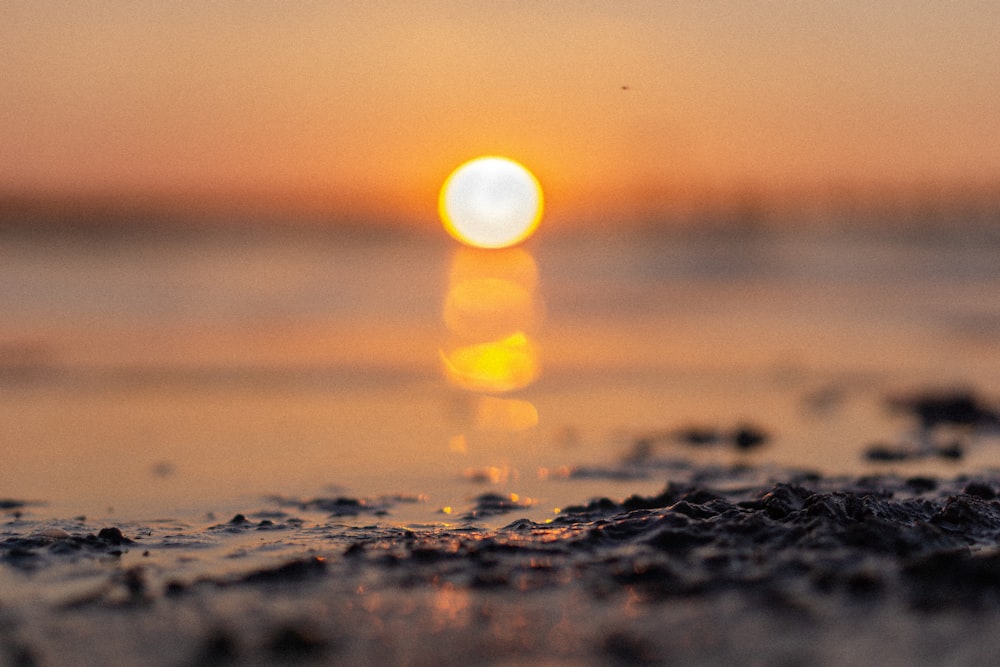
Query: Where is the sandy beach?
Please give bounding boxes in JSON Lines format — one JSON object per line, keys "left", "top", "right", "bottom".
{"left": 5, "top": 376, "right": 1000, "bottom": 664}
{"left": 8, "top": 460, "right": 1000, "bottom": 665}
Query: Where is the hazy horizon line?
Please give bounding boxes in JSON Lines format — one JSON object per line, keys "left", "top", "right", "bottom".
{"left": 2, "top": 181, "right": 999, "bottom": 238}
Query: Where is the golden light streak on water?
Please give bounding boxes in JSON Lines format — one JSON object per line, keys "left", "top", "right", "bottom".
{"left": 439, "top": 332, "right": 539, "bottom": 393}
{"left": 440, "top": 246, "right": 543, "bottom": 397}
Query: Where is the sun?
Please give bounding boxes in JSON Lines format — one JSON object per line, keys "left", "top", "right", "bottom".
{"left": 439, "top": 156, "right": 543, "bottom": 249}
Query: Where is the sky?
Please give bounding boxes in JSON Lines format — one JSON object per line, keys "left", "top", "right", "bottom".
{"left": 2, "top": 1, "right": 1000, "bottom": 226}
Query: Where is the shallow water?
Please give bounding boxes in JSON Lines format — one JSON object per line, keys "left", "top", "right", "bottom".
{"left": 2, "top": 223, "right": 1000, "bottom": 522}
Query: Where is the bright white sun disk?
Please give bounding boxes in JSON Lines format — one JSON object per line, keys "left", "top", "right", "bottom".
{"left": 439, "top": 157, "right": 543, "bottom": 249}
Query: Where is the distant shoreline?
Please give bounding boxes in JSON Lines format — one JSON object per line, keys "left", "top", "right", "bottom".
{"left": 2, "top": 182, "right": 999, "bottom": 238}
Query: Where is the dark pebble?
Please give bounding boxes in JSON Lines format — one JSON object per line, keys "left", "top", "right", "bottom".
{"left": 501, "top": 518, "right": 537, "bottom": 532}
{"left": 564, "top": 497, "right": 619, "bottom": 514}
{"left": 302, "top": 497, "right": 363, "bottom": 515}
{"left": 165, "top": 580, "right": 187, "bottom": 597}
{"left": 889, "top": 390, "right": 1000, "bottom": 429}
{"left": 674, "top": 427, "right": 720, "bottom": 447}
{"left": 621, "top": 494, "right": 664, "bottom": 512}
{"left": 936, "top": 442, "right": 964, "bottom": 460}
{"left": 964, "top": 482, "right": 996, "bottom": 500}
{"left": 759, "top": 484, "right": 813, "bottom": 520}
{"left": 931, "top": 496, "right": 1000, "bottom": 531}
{"left": 732, "top": 425, "right": 769, "bottom": 450}
{"left": 864, "top": 443, "right": 913, "bottom": 462}
{"left": 468, "top": 493, "right": 529, "bottom": 517}
{"left": 97, "top": 527, "right": 131, "bottom": 545}
{"left": 237, "top": 556, "right": 327, "bottom": 585}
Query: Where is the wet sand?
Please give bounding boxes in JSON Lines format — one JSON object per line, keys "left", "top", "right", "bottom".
{"left": 7, "top": 458, "right": 1000, "bottom": 666}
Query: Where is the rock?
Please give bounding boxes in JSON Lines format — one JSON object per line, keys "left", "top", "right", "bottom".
{"left": 96, "top": 527, "right": 131, "bottom": 545}
{"left": 888, "top": 389, "right": 1000, "bottom": 429}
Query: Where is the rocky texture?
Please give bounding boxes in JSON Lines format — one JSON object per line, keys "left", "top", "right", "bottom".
{"left": 6, "top": 470, "right": 1000, "bottom": 665}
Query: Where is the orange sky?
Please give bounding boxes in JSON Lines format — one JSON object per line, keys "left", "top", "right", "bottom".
{"left": 2, "top": 2, "right": 999, "bottom": 226}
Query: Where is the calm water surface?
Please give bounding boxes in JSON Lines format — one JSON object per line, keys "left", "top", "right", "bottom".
{"left": 2, "top": 224, "right": 999, "bottom": 522}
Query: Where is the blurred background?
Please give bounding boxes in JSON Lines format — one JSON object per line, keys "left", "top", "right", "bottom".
{"left": 2, "top": 2, "right": 999, "bottom": 519}
{"left": 3, "top": 1, "right": 1000, "bottom": 229}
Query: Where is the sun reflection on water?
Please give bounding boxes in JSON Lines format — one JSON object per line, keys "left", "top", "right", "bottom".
{"left": 473, "top": 396, "right": 538, "bottom": 431}
{"left": 439, "top": 247, "right": 543, "bottom": 439}
{"left": 439, "top": 332, "right": 539, "bottom": 394}
{"left": 440, "top": 248, "right": 543, "bottom": 397}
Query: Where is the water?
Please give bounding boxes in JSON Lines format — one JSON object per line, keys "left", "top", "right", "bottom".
{"left": 2, "top": 223, "right": 1000, "bottom": 522}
